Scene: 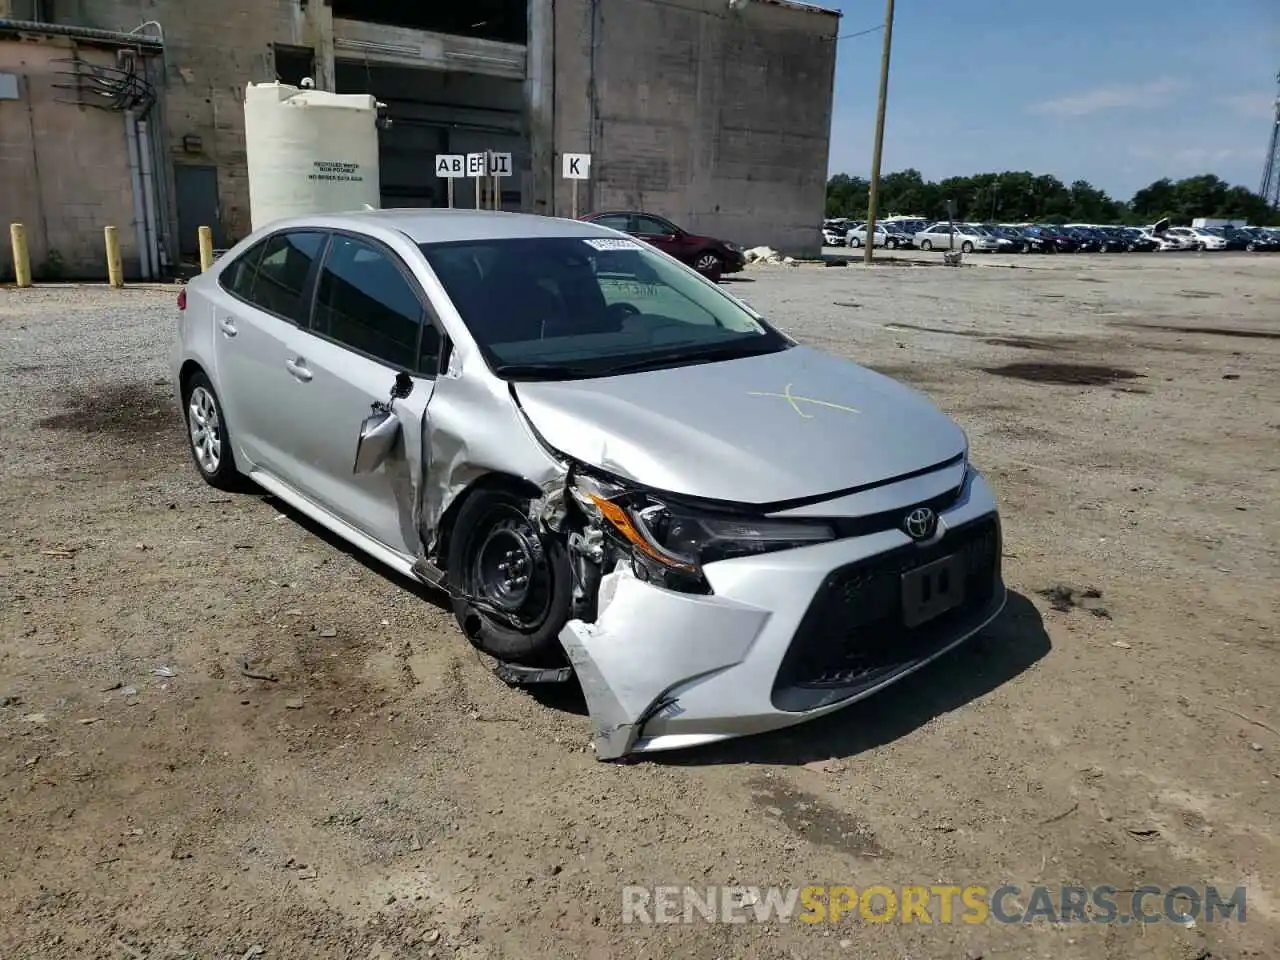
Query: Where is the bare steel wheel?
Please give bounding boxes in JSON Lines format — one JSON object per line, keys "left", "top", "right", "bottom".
{"left": 183, "top": 370, "right": 247, "bottom": 491}
{"left": 447, "top": 487, "right": 572, "bottom": 666}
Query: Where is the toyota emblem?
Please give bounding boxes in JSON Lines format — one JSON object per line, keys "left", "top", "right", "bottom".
{"left": 903, "top": 506, "right": 937, "bottom": 541}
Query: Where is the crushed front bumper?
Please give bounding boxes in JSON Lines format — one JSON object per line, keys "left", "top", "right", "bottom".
{"left": 560, "top": 468, "right": 1006, "bottom": 759}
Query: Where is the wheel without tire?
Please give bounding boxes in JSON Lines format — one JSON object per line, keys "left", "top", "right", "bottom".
{"left": 447, "top": 487, "right": 573, "bottom": 666}
{"left": 961, "top": 241, "right": 974, "bottom": 254}
{"left": 693, "top": 251, "right": 724, "bottom": 282}
{"left": 184, "top": 371, "right": 247, "bottom": 491}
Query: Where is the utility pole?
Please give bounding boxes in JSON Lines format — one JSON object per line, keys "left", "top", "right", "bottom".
{"left": 1260, "top": 71, "right": 1280, "bottom": 209}
{"left": 863, "top": 0, "right": 895, "bottom": 264}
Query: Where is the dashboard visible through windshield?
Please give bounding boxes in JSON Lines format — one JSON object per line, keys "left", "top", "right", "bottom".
{"left": 419, "top": 236, "right": 789, "bottom": 380}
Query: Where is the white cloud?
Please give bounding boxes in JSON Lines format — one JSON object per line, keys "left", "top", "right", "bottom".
{"left": 1127, "top": 144, "right": 1256, "bottom": 168}
{"left": 1217, "top": 93, "right": 1276, "bottom": 120}
{"left": 1028, "top": 78, "right": 1186, "bottom": 118}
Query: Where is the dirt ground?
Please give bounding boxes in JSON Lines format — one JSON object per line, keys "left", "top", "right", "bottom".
{"left": 1, "top": 250, "right": 1277, "bottom": 960}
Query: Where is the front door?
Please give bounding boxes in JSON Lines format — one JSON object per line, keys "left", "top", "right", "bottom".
{"left": 175, "top": 165, "right": 223, "bottom": 256}
{"left": 275, "top": 232, "right": 442, "bottom": 556}
{"left": 632, "top": 214, "right": 685, "bottom": 260}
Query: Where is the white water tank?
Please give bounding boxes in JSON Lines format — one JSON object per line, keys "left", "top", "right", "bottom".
{"left": 244, "top": 81, "right": 381, "bottom": 230}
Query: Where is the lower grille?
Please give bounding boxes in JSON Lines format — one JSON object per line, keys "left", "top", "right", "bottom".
{"left": 772, "top": 515, "right": 1002, "bottom": 712}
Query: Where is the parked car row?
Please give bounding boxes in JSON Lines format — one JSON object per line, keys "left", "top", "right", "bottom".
{"left": 824, "top": 216, "right": 1280, "bottom": 254}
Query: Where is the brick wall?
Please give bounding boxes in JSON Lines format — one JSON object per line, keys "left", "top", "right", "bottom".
{"left": 0, "top": 37, "right": 140, "bottom": 279}
{"left": 60, "top": 0, "right": 306, "bottom": 246}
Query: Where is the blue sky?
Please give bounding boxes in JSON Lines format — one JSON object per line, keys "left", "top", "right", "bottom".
{"left": 823, "top": 0, "right": 1280, "bottom": 199}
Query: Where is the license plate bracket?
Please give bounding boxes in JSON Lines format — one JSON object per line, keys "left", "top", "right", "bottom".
{"left": 901, "top": 553, "right": 966, "bottom": 628}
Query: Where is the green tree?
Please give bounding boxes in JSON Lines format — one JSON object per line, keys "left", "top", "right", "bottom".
{"left": 825, "top": 174, "right": 869, "bottom": 218}
{"left": 832, "top": 169, "right": 1271, "bottom": 225}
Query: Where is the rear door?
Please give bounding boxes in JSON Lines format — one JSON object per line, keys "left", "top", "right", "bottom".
{"left": 272, "top": 231, "right": 443, "bottom": 556}
{"left": 211, "top": 230, "right": 327, "bottom": 472}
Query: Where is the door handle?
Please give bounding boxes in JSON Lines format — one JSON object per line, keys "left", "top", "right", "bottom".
{"left": 284, "top": 357, "right": 313, "bottom": 382}
{"left": 217, "top": 317, "right": 237, "bottom": 337}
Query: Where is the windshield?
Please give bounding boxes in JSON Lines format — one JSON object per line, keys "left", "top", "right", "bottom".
{"left": 420, "top": 236, "right": 789, "bottom": 380}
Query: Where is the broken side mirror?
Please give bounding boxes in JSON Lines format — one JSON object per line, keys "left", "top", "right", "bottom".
{"left": 391, "top": 371, "right": 413, "bottom": 400}
{"left": 353, "top": 408, "right": 401, "bottom": 475}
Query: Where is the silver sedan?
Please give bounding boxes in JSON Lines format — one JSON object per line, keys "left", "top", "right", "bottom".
{"left": 172, "top": 210, "right": 1006, "bottom": 759}
{"left": 913, "top": 223, "right": 1001, "bottom": 253}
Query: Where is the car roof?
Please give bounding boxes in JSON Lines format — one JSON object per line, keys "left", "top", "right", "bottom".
{"left": 258, "top": 208, "right": 620, "bottom": 244}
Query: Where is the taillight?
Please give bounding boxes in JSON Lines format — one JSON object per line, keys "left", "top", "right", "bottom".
{"left": 177, "top": 288, "right": 187, "bottom": 311}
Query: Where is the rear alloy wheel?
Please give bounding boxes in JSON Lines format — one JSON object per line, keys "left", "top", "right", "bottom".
{"left": 694, "top": 252, "right": 724, "bottom": 282}
{"left": 851, "top": 237, "right": 862, "bottom": 248}
{"left": 184, "top": 372, "right": 246, "bottom": 491}
{"left": 447, "top": 488, "right": 572, "bottom": 666}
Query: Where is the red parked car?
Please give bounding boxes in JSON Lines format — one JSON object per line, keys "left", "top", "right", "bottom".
{"left": 579, "top": 211, "right": 746, "bottom": 281}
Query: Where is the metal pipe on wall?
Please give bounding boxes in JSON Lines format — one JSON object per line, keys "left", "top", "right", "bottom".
{"left": 124, "top": 110, "right": 151, "bottom": 279}
{"left": 136, "top": 119, "right": 161, "bottom": 280}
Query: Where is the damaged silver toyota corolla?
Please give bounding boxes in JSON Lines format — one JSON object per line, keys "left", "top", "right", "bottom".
{"left": 171, "top": 209, "right": 1006, "bottom": 759}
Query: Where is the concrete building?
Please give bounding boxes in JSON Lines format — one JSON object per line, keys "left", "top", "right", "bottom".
{"left": 1, "top": 0, "right": 838, "bottom": 279}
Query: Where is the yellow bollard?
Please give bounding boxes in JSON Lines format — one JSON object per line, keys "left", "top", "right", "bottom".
{"left": 104, "top": 225, "right": 123, "bottom": 288}
{"left": 10, "top": 223, "right": 32, "bottom": 288}
{"left": 198, "top": 226, "right": 214, "bottom": 272}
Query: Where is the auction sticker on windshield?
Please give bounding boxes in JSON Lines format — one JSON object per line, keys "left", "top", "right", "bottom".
{"left": 583, "top": 238, "right": 643, "bottom": 251}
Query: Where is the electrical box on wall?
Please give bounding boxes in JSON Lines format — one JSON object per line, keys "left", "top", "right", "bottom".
{"left": 0, "top": 73, "right": 19, "bottom": 100}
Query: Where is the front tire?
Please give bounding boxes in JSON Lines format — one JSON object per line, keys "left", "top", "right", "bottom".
{"left": 694, "top": 252, "right": 724, "bottom": 282}
{"left": 961, "top": 241, "right": 974, "bottom": 254}
{"left": 920, "top": 239, "right": 933, "bottom": 251}
{"left": 183, "top": 372, "right": 247, "bottom": 491}
{"left": 447, "top": 487, "right": 573, "bottom": 666}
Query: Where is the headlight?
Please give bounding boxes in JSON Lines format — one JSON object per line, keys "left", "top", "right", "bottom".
{"left": 571, "top": 474, "right": 835, "bottom": 574}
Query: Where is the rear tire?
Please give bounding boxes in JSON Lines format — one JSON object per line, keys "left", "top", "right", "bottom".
{"left": 920, "top": 239, "right": 933, "bottom": 251}
{"left": 447, "top": 487, "right": 572, "bottom": 667}
{"left": 183, "top": 371, "right": 248, "bottom": 492}
{"left": 961, "top": 241, "right": 974, "bottom": 254}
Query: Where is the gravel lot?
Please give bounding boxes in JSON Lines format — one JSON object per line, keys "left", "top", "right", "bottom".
{"left": 2, "top": 251, "right": 1277, "bottom": 959}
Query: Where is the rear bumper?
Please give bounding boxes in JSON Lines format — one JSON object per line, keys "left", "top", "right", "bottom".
{"left": 560, "top": 468, "right": 1005, "bottom": 759}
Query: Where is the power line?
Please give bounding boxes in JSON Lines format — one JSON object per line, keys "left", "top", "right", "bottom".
{"left": 833, "top": 23, "right": 883, "bottom": 41}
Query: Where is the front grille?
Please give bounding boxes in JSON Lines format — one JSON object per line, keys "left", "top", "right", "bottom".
{"left": 772, "top": 515, "right": 1001, "bottom": 712}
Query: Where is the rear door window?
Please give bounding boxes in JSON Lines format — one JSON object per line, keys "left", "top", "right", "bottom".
{"left": 238, "top": 231, "right": 327, "bottom": 323}
{"left": 219, "top": 241, "right": 266, "bottom": 300}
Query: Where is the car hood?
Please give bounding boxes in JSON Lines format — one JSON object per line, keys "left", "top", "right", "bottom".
{"left": 512, "top": 345, "right": 966, "bottom": 505}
